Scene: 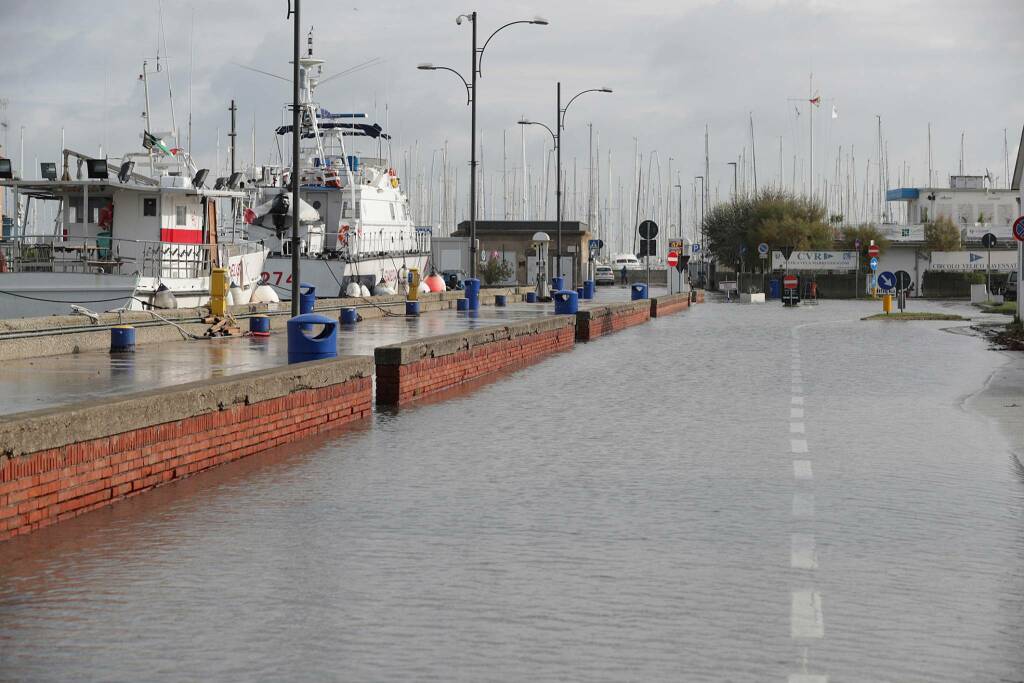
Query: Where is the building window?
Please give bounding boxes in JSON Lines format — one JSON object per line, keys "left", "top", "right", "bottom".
{"left": 143, "top": 198, "right": 157, "bottom": 216}
{"left": 389, "top": 203, "right": 396, "bottom": 220}
{"left": 175, "top": 206, "right": 187, "bottom": 226}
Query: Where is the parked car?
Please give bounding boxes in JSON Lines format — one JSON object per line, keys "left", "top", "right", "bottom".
{"left": 1005, "top": 271, "right": 1017, "bottom": 301}
{"left": 441, "top": 269, "right": 468, "bottom": 290}
{"left": 595, "top": 265, "right": 616, "bottom": 285}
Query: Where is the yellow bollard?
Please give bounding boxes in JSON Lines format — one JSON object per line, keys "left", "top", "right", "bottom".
{"left": 882, "top": 294, "right": 892, "bottom": 314}
{"left": 408, "top": 267, "right": 421, "bottom": 301}
{"left": 210, "top": 267, "right": 228, "bottom": 317}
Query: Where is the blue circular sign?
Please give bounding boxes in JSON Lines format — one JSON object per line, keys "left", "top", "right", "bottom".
{"left": 1013, "top": 216, "right": 1024, "bottom": 242}
{"left": 878, "top": 271, "right": 896, "bottom": 289}
{"left": 869, "top": 257, "right": 879, "bottom": 271}
{"left": 757, "top": 242, "right": 769, "bottom": 255}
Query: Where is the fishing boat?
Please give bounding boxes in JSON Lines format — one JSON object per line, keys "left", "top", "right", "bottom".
{"left": 245, "top": 30, "right": 429, "bottom": 298}
{"left": 0, "top": 65, "right": 268, "bottom": 319}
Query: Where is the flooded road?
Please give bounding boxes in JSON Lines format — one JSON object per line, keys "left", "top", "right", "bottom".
{"left": 1, "top": 299, "right": 1022, "bottom": 681}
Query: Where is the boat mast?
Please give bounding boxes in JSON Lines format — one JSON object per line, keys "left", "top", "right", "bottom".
{"left": 141, "top": 61, "right": 154, "bottom": 176}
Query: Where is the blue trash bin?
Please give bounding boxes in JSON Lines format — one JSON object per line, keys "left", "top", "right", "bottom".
{"left": 495, "top": 294, "right": 507, "bottom": 307}
{"left": 553, "top": 290, "right": 579, "bottom": 315}
{"left": 299, "top": 282, "right": 316, "bottom": 314}
{"left": 340, "top": 307, "right": 359, "bottom": 324}
{"left": 525, "top": 292, "right": 537, "bottom": 303}
{"left": 576, "top": 286, "right": 585, "bottom": 299}
{"left": 405, "top": 300, "right": 420, "bottom": 316}
{"left": 249, "top": 315, "right": 271, "bottom": 336}
{"left": 287, "top": 314, "right": 338, "bottom": 364}
{"left": 582, "top": 280, "right": 596, "bottom": 299}
{"left": 463, "top": 278, "right": 481, "bottom": 310}
{"left": 551, "top": 276, "right": 565, "bottom": 292}
{"left": 110, "top": 325, "right": 135, "bottom": 353}
{"left": 769, "top": 278, "right": 781, "bottom": 299}
{"left": 631, "top": 283, "right": 649, "bottom": 300}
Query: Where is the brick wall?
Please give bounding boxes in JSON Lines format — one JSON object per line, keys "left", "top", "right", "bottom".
{"left": 376, "top": 317, "right": 576, "bottom": 406}
{"left": 0, "top": 357, "right": 373, "bottom": 542}
{"left": 575, "top": 301, "right": 652, "bottom": 342}
{"left": 650, "top": 293, "right": 691, "bottom": 317}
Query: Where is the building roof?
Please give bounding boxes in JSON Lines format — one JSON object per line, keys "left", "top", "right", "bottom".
{"left": 454, "top": 220, "right": 591, "bottom": 237}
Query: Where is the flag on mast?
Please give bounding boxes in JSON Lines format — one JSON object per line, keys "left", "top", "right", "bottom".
{"left": 809, "top": 95, "right": 821, "bottom": 107}
{"left": 143, "top": 131, "right": 172, "bottom": 156}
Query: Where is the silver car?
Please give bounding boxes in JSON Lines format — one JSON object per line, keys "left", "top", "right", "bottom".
{"left": 595, "top": 265, "right": 616, "bottom": 285}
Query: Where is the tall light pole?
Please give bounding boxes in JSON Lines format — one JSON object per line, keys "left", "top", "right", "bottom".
{"left": 288, "top": 0, "right": 301, "bottom": 315}
{"left": 521, "top": 84, "right": 612, "bottom": 286}
{"left": 696, "top": 175, "right": 705, "bottom": 287}
{"left": 418, "top": 13, "right": 548, "bottom": 279}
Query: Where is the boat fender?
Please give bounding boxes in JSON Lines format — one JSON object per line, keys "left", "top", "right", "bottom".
{"left": 345, "top": 282, "right": 362, "bottom": 298}
{"left": 359, "top": 284, "right": 371, "bottom": 298}
{"left": 153, "top": 284, "right": 178, "bottom": 310}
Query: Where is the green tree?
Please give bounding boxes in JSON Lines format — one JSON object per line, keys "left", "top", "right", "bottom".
{"left": 840, "top": 223, "right": 890, "bottom": 259}
{"left": 479, "top": 251, "right": 514, "bottom": 285}
{"left": 923, "top": 216, "right": 961, "bottom": 251}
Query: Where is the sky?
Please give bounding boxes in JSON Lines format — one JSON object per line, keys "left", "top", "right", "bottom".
{"left": 2, "top": 0, "right": 1023, "bottom": 243}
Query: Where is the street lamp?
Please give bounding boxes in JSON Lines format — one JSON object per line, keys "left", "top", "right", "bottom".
{"left": 696, "top": 175, "right": 705, "bottom": 287}
{"left": 418, "top": 12, "right": 548, "bottom": 279}
{"left": 520, "top": 84, "right": 612, "bottom": 287}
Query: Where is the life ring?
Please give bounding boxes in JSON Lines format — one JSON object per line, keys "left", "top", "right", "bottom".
{"left": 324, "top": 168, "right": 342, "bottom": 188}
{"left": 340, "top": 224, "right": 350, "bottom": 244}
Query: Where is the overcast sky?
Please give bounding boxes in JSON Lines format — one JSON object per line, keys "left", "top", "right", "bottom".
{"left": 2, "top": 0, "right": 1023, "bottom": 233}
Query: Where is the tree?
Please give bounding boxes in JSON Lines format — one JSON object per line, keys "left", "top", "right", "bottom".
{"left": 703, "top": 190, "right": 834, "bottom": 272}
{"left": 479, "top": 251, "right": 514, "bottom": 285}
{"left": 924, "top": 216, "right": 961, "bottom": 251}
{"left": 840, "top": 223, "right": 890, "bottom": 259}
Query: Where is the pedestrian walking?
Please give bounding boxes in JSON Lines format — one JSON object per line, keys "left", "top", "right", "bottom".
{"left": 620, "top": 265, "right": 628, "bottom": 285}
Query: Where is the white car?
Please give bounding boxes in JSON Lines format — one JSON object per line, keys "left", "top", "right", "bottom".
{"left": 595, "top": 265, "right": 616, "bottom": 285}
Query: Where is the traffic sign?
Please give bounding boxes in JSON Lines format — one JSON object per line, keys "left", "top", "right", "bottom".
{"left": 588, "top": 238, "right": 604, "bottom": 251}
{"left": 869, "top": 257, "right": 879, "bottom": 271}
{"left": 867, "top": 244, "right": 880, "bottom": 258}
{"left": 638, "top": 239, "right": 656, "bottom": 257}
{"left": 895, "top": 270, "right": 912, "bottom": 291}
{"left": 691, "top": 243, "right": 701, "bottom": 254}
{"left": 981, "top": 233, "right": 997, "bottom": 248}
{"left": 780, "top": 246, "right": 795, "bottom": 261}
{"left": 668, "top": 238, "right": 686, "bottom": 250}
{"left": 1013, "top": 216, "right": 1024, "bottom": 242}
{"left": 877, "top": 271, "right": 896, "bottom": 290}
{"left": 757, "top": 242, "right": 769, "bottom": 255}
{"left": 638, "top": 220, "right": 659, "bottom": 240}
{"left": 667, "top": 251, "right": 679, "bottom": 268}
{"left": 783, "top": 274, "right": 798, "bottom": 289}
{"left": 678, "top": 254, "right": 691, "bottom": 272}
{"left": 854, "top": 239, "right": 862, "bottom": 250}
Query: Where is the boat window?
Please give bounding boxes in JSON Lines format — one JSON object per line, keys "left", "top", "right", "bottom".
{"left": 143, "top": 197, "right": 157, "bottom": 217}
{"left": 175, "top": 206, "right": 187, "bottom": 226}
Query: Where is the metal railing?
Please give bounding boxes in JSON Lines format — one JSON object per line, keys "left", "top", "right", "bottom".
{"left": 0, "top": 235, "right": 265, "bottom": 279}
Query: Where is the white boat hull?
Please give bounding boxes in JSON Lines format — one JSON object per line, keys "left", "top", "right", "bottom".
{"left": 0, "top": 272, "right": 138, "bottom": 318}
{"left": 261, "top": 254, "right": 429, "bottom": 299}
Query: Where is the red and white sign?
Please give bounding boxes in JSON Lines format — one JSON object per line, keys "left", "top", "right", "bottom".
{"left": 867, "top": 244, "right": 880, "bottom": 258}
{"left": 783, "top": 274, "right": 798, "bottom": 289}
{"left": 667, "top": 251, "right": 679, "bottom": 268}
{"left": 1012, "top": 216, "right": 1024, "bottom": 242}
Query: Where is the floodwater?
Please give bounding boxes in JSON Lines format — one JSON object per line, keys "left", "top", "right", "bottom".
{"left": 1, "top": 298, "right": 1022, "bottom": 681}
{"left": 0, "top": 283, "right": 663, "bottom": 415}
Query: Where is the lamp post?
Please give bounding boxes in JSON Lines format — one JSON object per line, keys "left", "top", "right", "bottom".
{"left": 418, "top": 12, "right": 547, "bottom": 279}
{"left": 521, "top": 84, "right": 612, "bottom": 287}
{"left": 696, "top": 175, "right": 705, "bottom": 287}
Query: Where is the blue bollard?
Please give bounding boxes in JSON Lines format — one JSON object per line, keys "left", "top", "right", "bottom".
{"left": 551, "top": 276, "right": 565, "bottom": 292}
{"left": 525, "top": 292, "right": 537, "bottom": 303}
{"left": 405, "top": 300, "right": 420, "bottom": 316}
{"left": 583, "top": 280, "right": 596, "bottom": 299}
{"left": 553, "top": 290, "right": 579, "bottom": 315}
{"left": 110, "top": 325, "right": 135, "bottom": 353}
{"left": 299, "top": 282, "right": 316, "bottom": 315}
{"left": 340, "top": 307, "right": 359, "bottom": 324}
{"left": 769, "top": 279, "right": 781, "bottom": 299}
{"left": 457, "top": 298, "right": 469, "bottom": 311}
{"left": 463, "top": 278, "right": 481, "bottom": 310}
{"left": 249, "top": 315, "right": 271, "bottom": 337}
{"left": 576, "top": 286, "right": 585, "bottom": 299}
{"left": 495, "top": 294, "right": 507, "bottom": 307}
{"left": 631, "top": 283, "right": 649, "bottom": 300}
{"left": 286, "top": 314, "right": 337, "bottom": 364}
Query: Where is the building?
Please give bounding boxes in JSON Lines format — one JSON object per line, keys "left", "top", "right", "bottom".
{"left": 453, "top": 220, "right": 592, "bottom": 286}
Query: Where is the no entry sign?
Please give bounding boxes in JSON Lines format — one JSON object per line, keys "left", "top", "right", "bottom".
{"left": 1013, "top": 216, "right": 1024, "bottom": 242}
{"left": 667, "top": 251, "right": 679, "bottom": 268}
{"left": 783, "top": 274, "right": 798, "bottom": 289}
{"left": 867, "top": 244, "right": 880, "bottom": 258}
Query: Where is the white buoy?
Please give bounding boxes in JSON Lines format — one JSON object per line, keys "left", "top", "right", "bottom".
{"left": 230, "top": 282, "right": 253, "bottom": 305}
{"left": 359, "top": 284, "right": 372, "bottom": 298}
{"left": 345, "top": 282, "right": 362, "bottom": 297}
{"left": 153, "top": 285, "right": 177, "bottom": 310}
{"left": 250, "top": 284, "right": 280, "bottom": 304}
{"left": 373, "top": 283, "right": 396, "bottom": 296}
{"left": 418, "top": 280, "right": 431, "bottom": 294}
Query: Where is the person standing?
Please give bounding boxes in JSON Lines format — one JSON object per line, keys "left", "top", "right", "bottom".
{"left": 620, "top": 265, "right": 628, "bottom": 285}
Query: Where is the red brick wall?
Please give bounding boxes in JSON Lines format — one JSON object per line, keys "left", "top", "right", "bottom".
{"left": 650, "top": 295, "right": 690, "bottom": 317}
{"left": 0, "top": 377, "right": 371, "bottom": 542}
{"left": 577, "top": 306, "right": 651, "bottom": 342}
{"left": 377, "top": 325, "right": 575, "bottom": 406}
